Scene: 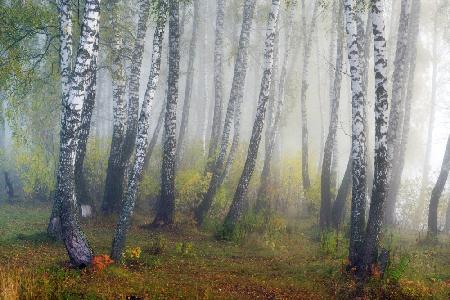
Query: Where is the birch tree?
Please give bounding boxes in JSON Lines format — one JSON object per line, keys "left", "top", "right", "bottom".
{"left": 54, "top": 0, "right": 100, "bottom": 267}
{"left": 195, "top": 0, "right": 257, "bottom": 225}
{"left": 223, "top": 0, "right": 280, "bottom": 231}
{"left": 101, "top": 0, "right": 127, "bottom": 214}
{"left": 387, "top": 0, "right": 421, "bottom": 219}
{"left": 152, "top": 0, "right": 180, "bottom": 227}
{"left": 206, "top": 0, "right": 225, "bottom": 173}
{"left": 320, "top": 1, "right": 344, "bottom": 229}
{"left": 343, "top": 0, "right": 368, "bottom": 270}
{"left": 176, "top": 0, "right": 200, "bottom": 165}
{"left": 384, "top": 0, "right": 410, "bottom": 225}
{"left": 111, "top": 1, "right": 168, "bottom": 260}
{"left": 102, "top": 0, "right": 151, "bottom": 213}
{"left": 362, "top": 0, "right": 390, "bottom": 272}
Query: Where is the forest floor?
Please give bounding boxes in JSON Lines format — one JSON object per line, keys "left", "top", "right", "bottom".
{"left": 1, "top": 204, "right": 450, "bottom": 299}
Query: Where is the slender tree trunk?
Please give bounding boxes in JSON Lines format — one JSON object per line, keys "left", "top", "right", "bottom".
{"left": 386, "top": 0, "right": 421, "bottom": 218}
{"left": 223, "top": 0, "right": 280, "bottom": 229}
{"left": 152, "top": 0, "right": 180, "bottom": 227}
{"left": 206, "top": 0, "right": 225, "bottom": 173}
{"left": 320, "top": 1, "right": 344, "bottom": 230}
{"left": 256, "top": 1, "right": 296, "bottom": 211}
{"left": 102, "top": 0, "right": 151, "bottom": 213}
{"left": 428, "top": 136, "right": 450, "bottom": 237}
{"left": 343, "top": 0, "right": 368, "bottom": 270}
{"left": 300, "top": 0, "right": 319, "bottom": 191}
{"left": 362, "top": 0, "right": 390, "bottom": 273}
{"left": 111, "top": 4, "right": 167, "bottom": 260}
{"left": 57, "top": 0, "right": 100, "bottom": 267}
{"left": 176, "top": 0, "right": 199, "bottom": 166}
{"left": 384, "top": 0, "right": 410, "bottom": 225}
{"left": 331, "top": 153, "right": 352, "bottom": 229}
{"left": 101, "top": 0, "right": 128, "bottom": 214}
{"left": 194, "top": 0, "right": 257, "bottom": 225}
{"left": 255, "top": 21, "right": 280, "bottom": 211}
{"left": 417, "top": 7, "right": 439, "bottom": 223}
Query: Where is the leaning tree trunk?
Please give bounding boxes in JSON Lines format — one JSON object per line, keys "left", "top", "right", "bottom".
{"left": 362, "top": 0, "right": 390, "bottom": 274}
{"left": 176, "top": 0, "right": 200, "bottom": 166}
{"left": 101, "top": 0, "right": 128, "bottom": 215}
{"left": 255, "top": 21, "right": 280, "bottom": 211}
{"left": 102, "top": 0, "right": 151, "bottom": 213}
{"left": 417, "top": 8, "right": 439, "bottom": 223}
{"left": 299, "top": 0, "right": 319, "bottom": 192}
{"left": 223, "top": 0, "right": 280, "bottom": 230}
{"left": 152, "top": 0, "right": 180, "bottom": 227}
{"left": 320, "top": 1, "right": 344, "bottom": 230}
{"left": 57, "top": 0, "right": 100, "bottom": 267}
{"left": 256, "top": 1, "right": 296, "bottom": 211}
{"left": 206, "top": 0, "right": 225, "bottom": 173}
{"left": 111, "top": 4, "right": 167, "bottom": 260}
{"left": 194, "top": 0, "right": 257, "bottom": 226}
{"left": 386, "top": 0, "right": 421, "bottom": 220}
{"left": 343, "top": 0, "right": 368, "bottom": 271}
{"left": 384, "top": 0, "right": 410, "bottom": 225}
{"left": 428, "top": 135, "right": 450, "bottom": 237}
{"left": 47, "top": 0, "right": 74, "bottom": 239}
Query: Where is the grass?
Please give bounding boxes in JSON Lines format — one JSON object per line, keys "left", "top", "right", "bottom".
{"left": 1, "top": 204, "right": 450, "bottom": 299}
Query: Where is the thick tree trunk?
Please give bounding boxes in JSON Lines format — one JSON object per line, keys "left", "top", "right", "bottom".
{"left": 300, "top": 0, "right": 319, "bottom": 192}
{"left": 176, "top": 0, "right": 200, "bottom": 166}
{"left": 331, "top": 153, "right": 352, "bottom": 229}
{"left": 111, "top": 5, "right": 167, "bottom": 260}
{"left": 205, "top": 0, "right": 225, "bottom": 173}
{"left": 223, "top": 0, "right": 280, "bottom": 229}
{"left": 384, "top": 0, "right": 410, "bottom": 225}
{"left": 386, "top": 0, "right": 421, "bottom": 220}
{"left": 102, "top": 0, "right": 151, "bottom": 214}
{"left": 428, "top": 136, "right": 450, "bottom": 237}
{"left": 56, "top": 0, "right": 100, "bottom": 267}
{"left": 152, "top": 0, "right": 180, "bottom": 227}
{"left": 101, "top": 0, "right": 128, "bottom": 215}
{"left": 343, "top": 0, "right": 368, "bottom": 270}
{"left": 320, "top": 1, "right": 344, "bottom": 229}
{"left": 194, "top": 0, "right": 257, "bottom": 225}
{"left": 362, "top": 0, "right": 390, "bottom": 273}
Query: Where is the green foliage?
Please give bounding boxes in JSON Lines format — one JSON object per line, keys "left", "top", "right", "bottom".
{"left": 13, "top": 143, "right": 55, "bottom": 201}
{"left": 175, "top": 242, "right": 194, "bottom": 256}
{"left": 385, "top": 254, "right": 411, "bottom": 283}
{"left": 0, "top": 1, "right": 57, "bottom": 92}
{"left": 83, "top": 138, "right": 109, "bottom": 202}
{"left": 176, "top": 168, "right": 211, "bottom": 213}
{"left": 216, "top": 211, "right": 287, "bottom": 248}
{"left": 147, "top": 235, "right": 168, "bottom": 255}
